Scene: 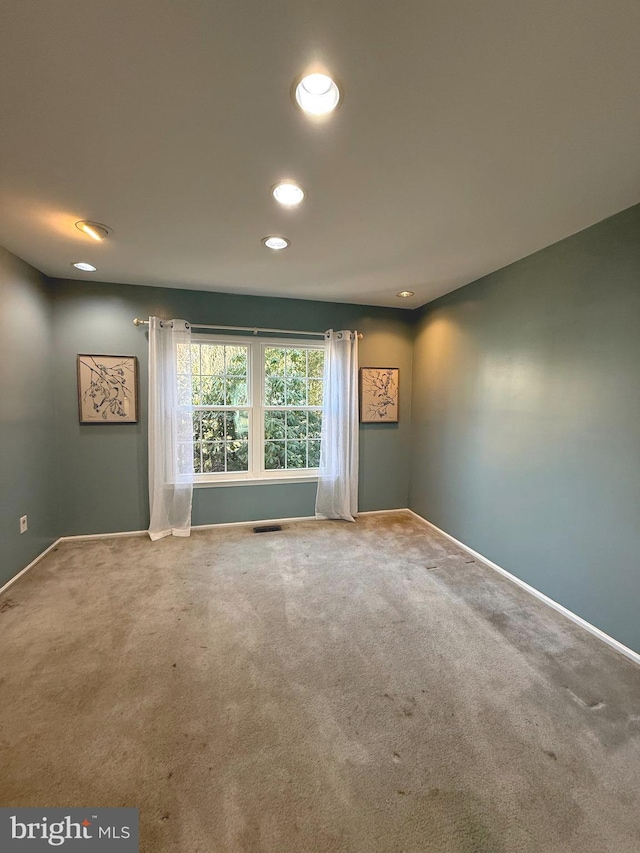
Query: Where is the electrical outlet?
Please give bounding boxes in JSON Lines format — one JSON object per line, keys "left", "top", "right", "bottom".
{"left": 20, "top": 515, "right": 28, "bottom": 534}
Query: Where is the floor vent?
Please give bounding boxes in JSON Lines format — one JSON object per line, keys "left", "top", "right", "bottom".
{"left": 253, "top": 524, "right": 283, "bottom": 534}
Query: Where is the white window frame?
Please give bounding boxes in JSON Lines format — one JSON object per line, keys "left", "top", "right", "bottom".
{"left": 191, "top": 335, "right": 325, "bottom": 487}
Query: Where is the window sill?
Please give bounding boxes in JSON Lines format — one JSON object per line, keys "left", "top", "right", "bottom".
{"left": 194, "top": 474, "right": 319, "bottom": 489}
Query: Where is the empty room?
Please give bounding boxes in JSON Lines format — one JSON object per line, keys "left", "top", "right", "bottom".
{"left": 1, "top": 1, "right": 639, "bottom": 851}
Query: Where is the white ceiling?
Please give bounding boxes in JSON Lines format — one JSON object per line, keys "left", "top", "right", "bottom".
{"left": 1, "top": 0, "right": 639, "bottom": 309}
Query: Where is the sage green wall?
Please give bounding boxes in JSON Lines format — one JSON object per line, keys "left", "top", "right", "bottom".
{"left": 409, "top": 204, "right": 640, "bottom": 653}
{"left": 51, "top": 279, "right": 413, "bottom": 535}
{"left": 0, "top": 248, "right": 58, "bottom": 586}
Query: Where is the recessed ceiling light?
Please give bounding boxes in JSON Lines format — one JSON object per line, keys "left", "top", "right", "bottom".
{"left": 75, "top": 220, "right": 111, "bottom": 241}
{"left": 272, "top": 182, "right": 305, "bottom": 206}
{"left": 262, "top": 236, "right": 290, "bottom": 251}
{"left": 294, "top": 73, "right": 341, "bottom": 116}
{"left": 397, "top": 290, "right": 414, "bottom": 298}
{"left": 73, "top": 262, "right": 97, "bottom": 272}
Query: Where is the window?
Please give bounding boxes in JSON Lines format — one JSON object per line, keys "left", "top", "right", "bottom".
{"left": 263, "top": 344, "right": 324, "bottom": 472}
{"left": 177, "top": 337, "right": 325, "bottom": 483}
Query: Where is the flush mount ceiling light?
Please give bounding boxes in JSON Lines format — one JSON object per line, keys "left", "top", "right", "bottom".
{"left": 397, "top": 290, "right": 415, "bottom": 298}
{"left": 262, "top": 236, "right": 290, "bottom": 251}
{"left": 75, "top": 220, "right": 111, "bottom": 241}
{"left": 73, "top": 262, "right": 97, "bottom": 272}
{"left": 294, "top": 73, "right": 341, "bottom": 116}
{"left": 272, "top": 182, "right": 305, "bottom": 207}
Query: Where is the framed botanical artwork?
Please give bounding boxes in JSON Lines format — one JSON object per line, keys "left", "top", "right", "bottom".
{"left": 77, "top": 354, "right": 138, "bottom": 424}
{"left": 360, "top": 367, "right": 399, "bottom": 423}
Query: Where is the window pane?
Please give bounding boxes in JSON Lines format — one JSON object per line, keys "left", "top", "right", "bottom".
{"left": 201, "top": 411, "right": 225, "bottom": 440}
{"left": 225, "top": 346, "right": 247, "bottom": 376}
{"left": 202, "top": 442, "right": 225, "bottom": 473}
{"left": 286, "top": 349, "right": 306, "bottom": 377}
{"left": 308, "top": 411, "right": 322, "bottom": 438}
{"left": 200, "top": 376, "right": 224, "bottom": 406}
{"left": 265, "top": 410, "right": 285, "bottom": 440}
{"left": 191, "top": 411, "right": 202, "bottom": 438}
{"left": 264, "top": 348, "right": 285, "bottom": 376}
{"left": 265, "top": 376, "right": 285, "bottom": 406}
{"left": 200, "top": 344, "right": 224, "bottom": 376}
{"left": 265, "top": 440, "right": 285, "bottom": 470}
{"left": 227, "top": 440, "right": 249, "bottom": 472}
{"left": 225, "top": 410, "right": 249, "bottom": 439}
{"left": 193, "top": 441, "right": 202, "bottom": 473}
{"left": 307, "top": 350, "right": 324, "bottom": 378}
{"left": 286, "top": 410, "right": 307, "bottom": 438}
{"left": 225, "top": 377, "right": 248, "bottom": 406}
{"left": 308, "top": 439, "right": 321, "bottom": 468}
{"left": 286, "top": 377, "right": 306, "bottom": 406}
{"left": 286, "top": 440, "right": 307, "bottom": 469}
{"left": 191, "top": 377, "right": 202, "bottom": 406}
{"left": 308, "top": 379, "right": 323, "bottom": 406}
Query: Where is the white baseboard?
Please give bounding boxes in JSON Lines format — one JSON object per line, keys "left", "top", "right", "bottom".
{"left": 62, "top": 509, "right": 411, "bottom": 539}
{"left": 58, "top": 529, "right": 147, "bottom": 542}
{"left": 37, "top": 508, "right": 409, "bottom": 547}
{"left": 358, "top": 508, "right": 408, "bottom": 517}
{"left": 0, "top": 538, "right": 62, "bottom": 597}
{"left": 194, "top": 508, "right": 408, "bottom": 530}
{"left": 406, "top": 509, "right": 640, "bottom": 667}
{"left": 58, "top": 514, "right": 320, "bottom": 541}
{"left": 58, "top": 510, "right": 324, "bottom": 542}
{"left": 193, "top": 515, "right": 317, "bottom": 531}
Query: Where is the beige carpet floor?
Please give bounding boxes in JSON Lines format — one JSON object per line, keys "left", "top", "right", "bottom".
{"left": 1, "top": 511, "right": 639, "bottom": 852}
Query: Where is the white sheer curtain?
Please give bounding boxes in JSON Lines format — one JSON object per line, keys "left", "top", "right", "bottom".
{"left": 148, "top": 317, "right": 194, "bottom": 541}
{"left": 315, "top": 329, "right": 359, "bottom": 522}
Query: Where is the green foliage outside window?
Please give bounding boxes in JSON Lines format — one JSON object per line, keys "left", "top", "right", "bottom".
{"left": 179, "top": 341, "right": 324, "bottom": 476}
{"left": 181, "top": 343, "right": 250, "bottom": 473}
{"left": 263, "top": 347, "right": 324, "bottom": 471}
